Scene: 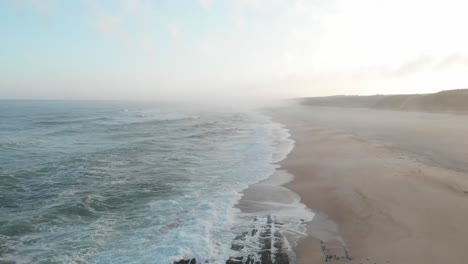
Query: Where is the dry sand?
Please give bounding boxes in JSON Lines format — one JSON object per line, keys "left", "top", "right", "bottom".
{"left": 271, "top": 104, "right": 468, "bottom": 264}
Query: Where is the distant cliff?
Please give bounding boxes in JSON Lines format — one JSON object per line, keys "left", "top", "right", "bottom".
{"left": 299, "top": 89, "right": 468, "bottom": 114}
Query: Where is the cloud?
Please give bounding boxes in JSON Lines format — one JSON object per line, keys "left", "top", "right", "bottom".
{"left": 31, "top": 0, "right": 53, "bottom": 13}
{"left": 141, "top": 35, "right": 154, "bottom": 54}
{"left": 345, "top": 54, "right": 468, "bottom": 83}
{"left": 237, "top": 0, "right": 266, "bottom": 9}
{"left": 122, "top": 0, "right": 142, "bottom": 13}
{"left": 436, "top": 53, "right": 468, "bottom": 69}
{"left": 347, "top": 56, "right": 435, "bottom": 80}
{"left": 91, "top": 14, "right": 132, "bottom": 45}
{"left": 390, "top": 54, "right": 468, "bottom": 77}
{"left": 199, "top": 0, "right": 213, "bottom": 10}
{"left": 8, "top": 0, "right": 55, "bottom": 15}
{"left": 168, "top": 22, "right": 183, "bottom": 42}
{"left": 84, "top": 0, "right": 134, "bottom": 46}
{"left": 84, "top": 0, "right": 161, "bottom": 51}
{"left": 93, "top": 14, "right": 122, "bottom": 36}
{"left": 392, "top": 56, "right": 434, "bottom": 76}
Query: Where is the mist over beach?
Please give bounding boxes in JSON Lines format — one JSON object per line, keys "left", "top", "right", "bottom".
{"left": 2, "top": 1, "right": 468, "bottom": 264}
{"left": 271, "top": 90, "right": 468, "bottom": 263}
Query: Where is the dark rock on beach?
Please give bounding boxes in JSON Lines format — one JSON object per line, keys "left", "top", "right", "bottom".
{"left": 174, "top": 258, "right": 196, "bottom": 264}
{"left": 174, "top": 215, "right": 291, "bottom": 264}
{"left": 319, "top": 240, "right": 352, "bottom": 263}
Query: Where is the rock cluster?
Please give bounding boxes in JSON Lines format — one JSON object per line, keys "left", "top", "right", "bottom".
{"left": 320, "top": 240, "right": 352, "bottom": 262}
{"left": 174, "top": 215, "right": 291, "bottom": 264}
{"left": 174, "top": 259, "right": 197, "bottom": 264}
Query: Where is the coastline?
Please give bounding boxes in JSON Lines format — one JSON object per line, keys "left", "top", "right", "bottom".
{"left": 271, "top": 104, "right": 468, "bottom": 264}
{"left": 231, "top": 115, "right": 314, "bottom": 264}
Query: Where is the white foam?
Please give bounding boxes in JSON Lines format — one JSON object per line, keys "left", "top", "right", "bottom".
{"left": 156, "top": 112, "right": 304, "bottom": 263}
{"left": 229, "top": 114, "right": 314, "bottom": 263}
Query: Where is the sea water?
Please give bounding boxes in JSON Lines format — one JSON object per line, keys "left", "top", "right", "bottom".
{"left": 0, "top": 100, "right": 312, "bottom": 263}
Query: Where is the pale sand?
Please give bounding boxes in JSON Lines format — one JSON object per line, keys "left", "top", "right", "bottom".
{"left": 271, "top": 104, "right": 468, "bottom": 264}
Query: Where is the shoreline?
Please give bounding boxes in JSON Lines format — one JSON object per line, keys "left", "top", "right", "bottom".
{"left": 271, "top": 104, "right": 468, "bottom": 264}
{"left": 231, "top": 114, "right": 314, "bottom": 264}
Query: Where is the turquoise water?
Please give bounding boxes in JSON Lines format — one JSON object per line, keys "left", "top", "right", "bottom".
{"left": 0, "top": 100, "right": 293, "bottom": 263}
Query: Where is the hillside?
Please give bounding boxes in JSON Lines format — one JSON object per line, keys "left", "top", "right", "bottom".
{"left": 300, "top": 89, "right": 468, "bottom": 113}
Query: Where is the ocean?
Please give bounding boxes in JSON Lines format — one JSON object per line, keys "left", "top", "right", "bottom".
{"left": 0, "top": 100, "right": 313, "bottom": 264}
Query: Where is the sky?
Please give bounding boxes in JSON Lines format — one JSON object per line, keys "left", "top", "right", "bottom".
{"left": 1, "top": 0, "right": 468, "bottom": 101}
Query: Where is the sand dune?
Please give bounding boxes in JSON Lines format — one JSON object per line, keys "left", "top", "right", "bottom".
{"left": 300, "top": 89, "right": 468, "bottom": 113}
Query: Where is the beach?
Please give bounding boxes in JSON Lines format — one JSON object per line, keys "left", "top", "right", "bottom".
{"left": 272, "top": 104, "right": 468, "bottom": 264}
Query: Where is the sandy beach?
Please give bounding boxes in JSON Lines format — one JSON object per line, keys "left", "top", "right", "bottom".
{"left": 272, "top": 104, "right": 468, "bottom": 264}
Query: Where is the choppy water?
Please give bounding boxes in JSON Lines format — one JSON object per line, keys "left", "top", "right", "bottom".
{"left": 0, "top": 100, "right": 310, "bottom": 264}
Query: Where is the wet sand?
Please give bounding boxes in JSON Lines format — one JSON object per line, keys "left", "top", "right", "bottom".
{"left": 272, "top": 104, "right": 468, "bottom": 264}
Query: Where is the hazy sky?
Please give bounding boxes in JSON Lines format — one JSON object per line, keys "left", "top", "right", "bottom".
{"left": 2, "top": 0, "right": 468, "bottom": 100}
